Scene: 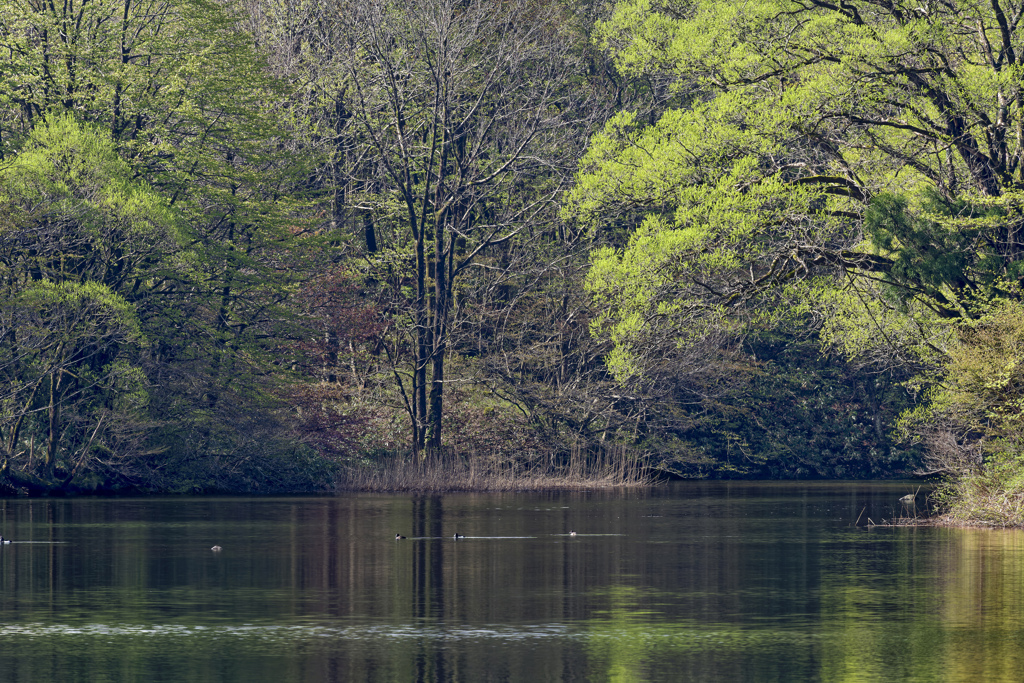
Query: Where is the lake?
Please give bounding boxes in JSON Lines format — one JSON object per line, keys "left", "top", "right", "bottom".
{"left": 0, "top": 481, "right": 1022, "bottom": 682}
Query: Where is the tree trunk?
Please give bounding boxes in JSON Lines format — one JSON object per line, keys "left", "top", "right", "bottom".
{"left": 413, "top": 210, "right": 428, "bottom": 456}
{"left": 427, "top": 217, "right": 448, "bottom": 453}
{"left": 46, "top": 370, "right": 62, "bottom": 478}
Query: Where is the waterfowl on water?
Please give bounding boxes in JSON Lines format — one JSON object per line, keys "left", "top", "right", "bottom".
{"left": 900, "top": 486, "right": 922, "bottom": 506}
{"left": 453, "top": 533, "right": 464, "bottom": 539}
{"left": 395, "top": 533, "right": 406, "bottom": 540}
{"left": 211, "top": 545, "right": 222, "bottom": 551}
{"left": 0, "top": 536, "right": 10, "bottom": 544}
{"left": 569, "top": 531, "right": 577, "bottom": 536}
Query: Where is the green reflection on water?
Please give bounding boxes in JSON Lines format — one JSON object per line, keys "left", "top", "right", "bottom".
{"left": 580, "top": 584, "right": 820, "bottom": 682}
{"left": 2, "top": 485, "right": 1024, "bottom": 682}
{"left": 816, "top": 528, "right": 1024, "bottom": 683}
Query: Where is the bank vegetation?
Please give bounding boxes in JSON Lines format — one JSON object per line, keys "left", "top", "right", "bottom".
{"left": 3, "top": 0, "right": 1022, "bottom": 521}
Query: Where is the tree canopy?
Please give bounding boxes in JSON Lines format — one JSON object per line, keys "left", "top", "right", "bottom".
{"left": 568, "top": 0, "right": 1024, "bottom": 378}
{"left": 0, "top": 0, "right": 326, "bottom": 493}
{"left": 0, "top": 0, "right": 949, "bottom": 495}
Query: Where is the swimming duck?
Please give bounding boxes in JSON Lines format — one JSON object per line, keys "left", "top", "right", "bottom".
{"left": 211, "top": 545, "right": 222, "bottom": 551}
{"left": 0, "top": 536, "right": 10, "bottom": 544}
{"left": 453, "top": 533, "right": 464, "bottom": 539}
{"left": 395, "top": 533, "right": 406, "bottom": 540}
{"left": 569, "top": 531, "right": 577, "bottom": 536}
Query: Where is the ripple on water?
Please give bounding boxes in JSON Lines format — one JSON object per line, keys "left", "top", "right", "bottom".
{"left": 0, "top": 620, "right": 820, "bottom": 652}
{"left": 0, "top": 621, "right": 582, "bottom": 644}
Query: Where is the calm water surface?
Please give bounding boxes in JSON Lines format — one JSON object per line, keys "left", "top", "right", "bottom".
{"left": 1, "top": 481, "right": 1023, "bottom": 682}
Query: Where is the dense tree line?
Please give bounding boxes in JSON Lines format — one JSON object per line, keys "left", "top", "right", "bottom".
{"left": 0, "top": 0, "right": 948, "bottom": 497}
{"left": 0, "top": 0, "right": 321, "bottom": 491}
{"left": 570, "top": 0, "right": 1024, "bottom": 521}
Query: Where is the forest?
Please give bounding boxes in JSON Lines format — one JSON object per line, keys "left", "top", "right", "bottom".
{"left": 1, "top": 0, "right": 1022, "bottom": 524}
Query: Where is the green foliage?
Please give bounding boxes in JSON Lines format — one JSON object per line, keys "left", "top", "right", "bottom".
{"left": 1, "top": 113, "right": 182, "bottom": 286}
{"left": 883, "top": 297, "right": 1024, "bottom": 524}
{"left": 0, "top": 0, "right": 330, "bottom": 494}
{"left": 900, "top": 299, "right": 1024, "bottom": 441}
{"left": 863, "top": 190, "right": 1018, "bottom": 312}
{"left": 569, "top": 0, "right": 1024, "bottom": 379}
{"left": 866, "top": 194, "right": 969, "bottom": 298}
{"left": 0, "top": 117, "right": 165, "bottom": 491}
{"left": 558, "top": 0, "right": 1024, "bottom": 500}
{"left": 0, "top": 0, "right": 968, "bottom": 493}
{"left": 17, "top": 280, "right": 143, "bottom": 339}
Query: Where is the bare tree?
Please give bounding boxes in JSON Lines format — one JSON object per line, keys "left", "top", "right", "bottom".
{"left": 328, "top": 0, "right": 588, "bottom": 454}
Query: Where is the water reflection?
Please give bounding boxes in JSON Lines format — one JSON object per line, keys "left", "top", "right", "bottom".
{"left": 0, "top": 484, "right": 1022, "bottom": 681}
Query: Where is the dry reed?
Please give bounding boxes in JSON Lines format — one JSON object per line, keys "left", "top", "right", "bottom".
{"left": 336, "top": 444, "right": 654, "bottom": 492}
